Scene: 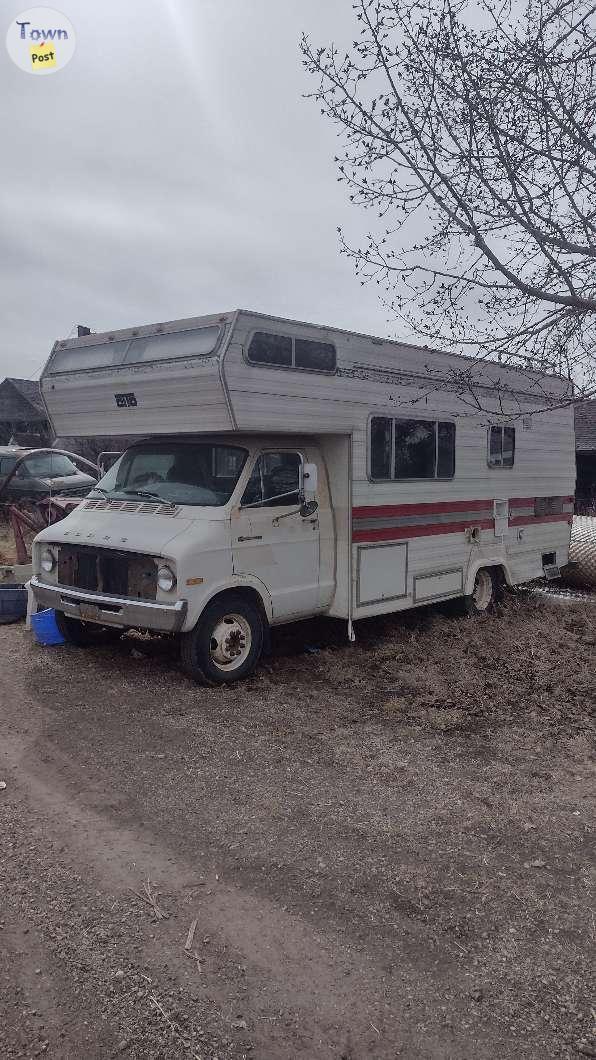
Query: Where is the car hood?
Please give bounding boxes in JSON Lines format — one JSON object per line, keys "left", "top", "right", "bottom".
{"left": 35, "top": 504, "right": 229, "bottom": 556}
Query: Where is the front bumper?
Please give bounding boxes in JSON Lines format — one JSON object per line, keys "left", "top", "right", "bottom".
{"left": 30, "top": 576, "right": 187, "bottom": 634}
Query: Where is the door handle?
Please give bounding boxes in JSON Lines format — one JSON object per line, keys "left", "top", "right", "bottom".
{"left": 237, "top": 534, "right": 263, "bottom": 542}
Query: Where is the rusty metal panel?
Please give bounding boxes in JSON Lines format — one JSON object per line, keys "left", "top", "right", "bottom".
{"left": 56, "top": 545, "right": 157, "bottom": 600}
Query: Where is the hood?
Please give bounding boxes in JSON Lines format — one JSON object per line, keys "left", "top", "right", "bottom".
{"left": 35, "top": 504, "right": 226, "bottom": 556}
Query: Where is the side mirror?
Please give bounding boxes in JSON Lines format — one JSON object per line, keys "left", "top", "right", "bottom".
{"left": 300, "top": 462, "right": 318, "bottom": 503}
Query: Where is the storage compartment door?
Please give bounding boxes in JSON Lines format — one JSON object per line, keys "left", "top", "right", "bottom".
{"left": 357, "top": 543, "right": 407, "bottom": 606}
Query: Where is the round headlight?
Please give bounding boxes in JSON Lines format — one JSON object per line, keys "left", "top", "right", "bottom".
{"left": 157, "top": 565, "right": 176, "bottom": 592}
{"left": 40, "top": 548, "right": 56, "bottom": 573}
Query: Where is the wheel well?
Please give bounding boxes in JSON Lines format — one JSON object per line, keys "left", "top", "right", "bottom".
{"left": 205, "top": 587, "right": 270, "bottom": 624}
{"left": 470, "top": 562, "right": 509, "bottom": 587}
{"left": 486, "top": 563, "right": 507, "bottom": 585}
{"left": 475, "top": 563, "right": 508, "bottom": 599}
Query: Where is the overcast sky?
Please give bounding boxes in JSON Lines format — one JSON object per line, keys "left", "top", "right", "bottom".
{"left": 0, "top": 0, "right": 391, "bottom": 379}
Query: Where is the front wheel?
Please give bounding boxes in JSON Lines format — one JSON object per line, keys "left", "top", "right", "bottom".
{"left": 180, "top": 594, "right": 264, "bottom": 684}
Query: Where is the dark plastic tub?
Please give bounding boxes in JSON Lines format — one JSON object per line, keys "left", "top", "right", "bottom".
{"left": 0, "top": 583, "right": 28, "bottom": 625}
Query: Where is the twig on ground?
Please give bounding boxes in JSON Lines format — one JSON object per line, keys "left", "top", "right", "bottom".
{"left": 130, "top": 877, "right": 169, "bottom": 920}
{"left": 184, "top": 917, "right": 198, "bottom": 951}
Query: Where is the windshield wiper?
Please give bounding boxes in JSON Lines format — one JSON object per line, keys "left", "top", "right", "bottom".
{"left": 123, "top": 488, "right": 175, "bottom": 507}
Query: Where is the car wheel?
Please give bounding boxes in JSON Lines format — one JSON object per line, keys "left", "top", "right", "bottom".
{"left": 180, "top": 594, "right": 264, "bottom": 684}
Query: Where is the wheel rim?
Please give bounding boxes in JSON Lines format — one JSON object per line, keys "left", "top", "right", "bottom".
{"left": 473, "top": 570, "right": 493, "bottom": 611}
{"left": 209, "top": 613, "right": 252, "bottom": 672}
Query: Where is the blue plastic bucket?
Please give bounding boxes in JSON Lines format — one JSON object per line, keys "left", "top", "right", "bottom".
{"left": 31, "top": 608, "right": 66, "bottom": 646}
{"left": 0, "top": 583, "right": 28, "bottom": 625}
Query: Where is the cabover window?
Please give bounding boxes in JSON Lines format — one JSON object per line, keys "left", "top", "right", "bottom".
{"left": 247, "top": 331, "right": 336, "bottom": 372}
{"left": 370, "top": 417, "right": 456, "bottom": 480}
{"left": 48, "top": 325, "right": 221, "bottom": 374}
{"left": 488, "top": 425, "right": 515, "bottom": 467}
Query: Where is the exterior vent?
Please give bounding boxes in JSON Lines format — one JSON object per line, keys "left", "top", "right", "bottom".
{"left": 83, "top": 499, "right": 180, "bottom": 517}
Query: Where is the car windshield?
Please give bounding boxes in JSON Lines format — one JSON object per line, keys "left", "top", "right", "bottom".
{"left": 91, "top": 443, "right": 248, "bottom": 507}
{"left": 24, "top": 453, "right": 80, "bottom": 478}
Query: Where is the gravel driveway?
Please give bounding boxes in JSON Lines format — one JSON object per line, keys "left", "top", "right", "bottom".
{"left": 0, "top": 597, "right": 594, "bottom": 1059}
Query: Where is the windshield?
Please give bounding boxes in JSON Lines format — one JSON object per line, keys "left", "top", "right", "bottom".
{"left": 24, "top": 453, "right": 80, "bottom": 478}
{"left": 91, "top": 442, "right": 248, "bottom": 507}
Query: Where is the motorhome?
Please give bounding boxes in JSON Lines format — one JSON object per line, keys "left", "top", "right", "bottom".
{"left": 31, "top": 309, "right": 576, "bottom": 682}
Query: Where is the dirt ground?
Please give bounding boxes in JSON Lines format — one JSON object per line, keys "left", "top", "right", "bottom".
{"left": 0, "top": 595, "right": 594, "bottom": 1060}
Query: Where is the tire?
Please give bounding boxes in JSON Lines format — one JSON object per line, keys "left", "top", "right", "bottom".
{"left": 180, "top": 593, "right": 264, "bottom": 684}
{"left": 462, "top": 567, "right": 500, "bottom": 615}
{"left": 54, "top": 610, "right": 123, "bottom": 646}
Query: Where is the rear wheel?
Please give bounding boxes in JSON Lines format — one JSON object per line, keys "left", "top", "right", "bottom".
{"left": 54, "top": 610, "right": 123, "bottom": 646}
{"left": 180, "top": 594, "right": 264, "bottom": 684}
{"left": 462, "top": 567, "right": 500, "bottom": 615}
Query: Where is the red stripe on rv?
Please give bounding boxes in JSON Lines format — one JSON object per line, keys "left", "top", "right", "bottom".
{"left": 353, "top": 519, "right": 495, "bottom": 543}
{"left": 509, "top": 514, "right": 573, "bottom": 527}
{"left": 352, "top": 498, "right": 493, "bottom": 519}
{"left": 353, "top": 496, "right": 574, "bottom": 520}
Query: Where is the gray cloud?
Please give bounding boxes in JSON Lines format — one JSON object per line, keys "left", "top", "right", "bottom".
{"left": 0, "top": 0, "right": 387, "bottom": 378}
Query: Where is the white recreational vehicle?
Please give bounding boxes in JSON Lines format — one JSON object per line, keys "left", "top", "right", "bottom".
{"left": 31, "top": 310, "right": 576, "bottom": 682}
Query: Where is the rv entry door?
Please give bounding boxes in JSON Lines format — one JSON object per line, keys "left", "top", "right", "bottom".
{"left": 232, "top": 450, "right": 320, "bottom": 620}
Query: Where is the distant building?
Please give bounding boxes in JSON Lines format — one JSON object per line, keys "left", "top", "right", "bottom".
{"left": 575, "top": 400, "right": 596, "bottom": 511}
{"left": 0, "top": 377, "right": 50, "bottom": 445}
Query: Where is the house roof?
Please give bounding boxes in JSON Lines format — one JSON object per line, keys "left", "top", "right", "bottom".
{"left": 0, "top": 377, "right": 46, "bottom": 420}
{"left": 575, "top": 399, "right": 596, "bottom": 453}
{"left": 5, "top": 378, "right": 46, "bottom": 414}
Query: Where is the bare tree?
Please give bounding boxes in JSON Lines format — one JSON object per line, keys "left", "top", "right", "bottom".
{"left": 301, "top": 0, "right": 596, "bottom": 397}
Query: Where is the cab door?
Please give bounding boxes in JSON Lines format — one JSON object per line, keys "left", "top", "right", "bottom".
{"left": 231, "top": 450, "right": 320, "bottom": 620}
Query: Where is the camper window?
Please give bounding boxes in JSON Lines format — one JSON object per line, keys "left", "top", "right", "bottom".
{"left": 124, "top": 326, "right": 221, "bottom": 364}
{"left": 49, "top": 339, "right": 130, "bottom": 374}
{"left": 248, "top": 332, "right": 292, "bottom": 367}
{"left": 488, "top": 425, "right": 515, "bottom": 468}
{"left": 369, "top": 417, "right": 455, "bottom": 480}
{"left": 247, "top": 332, "right": 336, "bottom": 373}
{"left": 48, "top": 325, "right": 222, "bottom": 374}
{"left": 294, "top": 338, "right": 336, "bottom": 371}
{"left": 370, "top": 417, "right": 392, "bottom": 479}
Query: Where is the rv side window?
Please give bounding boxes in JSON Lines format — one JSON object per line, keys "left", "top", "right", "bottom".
{"left": 370, "top": 417, "right": 392, "bottom": 479}
{"left": 394, "top": 420, "right": 436, "bottom": 479}
{"left": 247, "top": 332, "right": 337, "bottom": 373}
{"left": 369, "top": 418, "right": 455, "bottom": 480}
{"left": 437, "top": 421, "right": 456, "bottom": 477}
{"left": 248, "top": 332, "right": 292, "bottom": 367}
{"left": 488, "top": 425, "right": 515, "bottom": 467}
{"left": 241, "top": 452, "right": 302, "bottom": 507}
{"left": 294, "top": 338, "right": 336, "bottom": 371}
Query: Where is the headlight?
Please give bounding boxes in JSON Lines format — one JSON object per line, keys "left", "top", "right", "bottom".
{"left": 41, "top": 547, "right": 56, "bottom": 573}
{"left": 157, "top": 565, "right": 176, "bottom": 592}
